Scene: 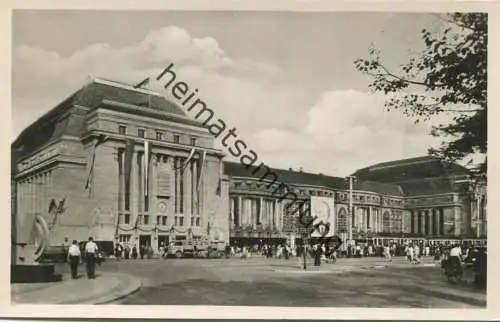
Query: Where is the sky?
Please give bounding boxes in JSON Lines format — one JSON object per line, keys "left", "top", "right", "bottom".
{"left": 12, "top": 10, "right": 455, "bottom": 176}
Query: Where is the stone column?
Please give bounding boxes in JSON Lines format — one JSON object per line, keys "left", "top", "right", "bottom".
{"left": 167, "top": 156, "right": 175, "bottom": 228}
{"left": 151, "top": 154, "right": 158, "bottom": 227}
{"left": 192, "top": 158, "right": 198, "bottom": 218}
{"left": 259, "top": 197, "right": 264, "bottom": 226}
{"left": 238, "top": 196, "right": 242, "bottom": 226}
{"left": 418, "top": 212, "right": 424, "bottom": 235}
{"left": 17, "top": 181, "right": 22, "bottom": 219}
{"left": 436, "top": 208, "right": 442, "bottom": 235}
{"left": 273, "top": 199, "right": 278, "bottom": 228}
{"left": 413, "top": 211, "right": 418, "bottom": 234}
{"left": 427, "top": 209, "right": 433, "bottom": 236}
{"left": 454, "top": 206, "right": 462, "bottom": 236}
{"left": 184, "top": 159, "right": 192, "bottom": 227}
{"left": 131, "top": 150, "right": 138, "bottom": 231}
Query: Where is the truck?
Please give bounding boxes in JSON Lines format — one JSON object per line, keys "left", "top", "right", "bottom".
{"left": 166, "top": 237, "right": 226, "bottom": 258}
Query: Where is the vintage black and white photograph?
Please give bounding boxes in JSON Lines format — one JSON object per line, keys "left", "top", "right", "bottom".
{"left": 9, "top": 7, "right": 489, "bottom": 312}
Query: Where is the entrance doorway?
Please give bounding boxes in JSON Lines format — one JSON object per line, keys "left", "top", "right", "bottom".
{"left": 139, "top": 235, "right": 151, "bottom": 248}
{"left": 158, "top": 235, "right": 169, "bottom": 249}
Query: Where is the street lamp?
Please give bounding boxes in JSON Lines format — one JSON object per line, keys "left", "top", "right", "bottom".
{"left": 301, "top": 214, "right": 314, "bottom": 270}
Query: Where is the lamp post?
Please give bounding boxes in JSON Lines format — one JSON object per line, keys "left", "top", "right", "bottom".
{"left": 301, "top": 214, "right": 314, "bottom": 270}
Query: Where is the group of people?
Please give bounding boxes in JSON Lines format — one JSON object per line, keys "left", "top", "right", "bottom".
{"left": 66, "top": 237, "right": 99, "bottom": 279}
{"left": 113, "top": 243, "right": 154, "bottom": 260}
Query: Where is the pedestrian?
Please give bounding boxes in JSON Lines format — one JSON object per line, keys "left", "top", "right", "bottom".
{"left": 384, "top": 245, "right": 392, "bottom": 264}
{"left": 132, "top": 245, "right": 138, "bottom": 259}
{"left": 84, "top": 237, "right": 99, "bottom": 279}
{"left": 124, "top": 245, "right": 130, "bottom": 259}
{"left": 414, "top": 244, "right": 421, "bottom": 264}
{"left": 115, "top": 243, "right": 123, "bottom": 260}
{"left": 67, "top": 240, "right": 81, "bottom": 279}
{"left": 407, "top": 244, "right": 415, "bottom": 264}
{"left": 314, "top": 244, "right": 322, "bottom": 266}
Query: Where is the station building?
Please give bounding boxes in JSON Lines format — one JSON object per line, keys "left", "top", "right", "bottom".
{"left": 225, "top": 157, "right": 487, "bottom": 246}
{"left": 11, "top": 78, "right": 229, "bottom": 251}
{"left": 11, "top": 78, "right": 487, "bottom": 252}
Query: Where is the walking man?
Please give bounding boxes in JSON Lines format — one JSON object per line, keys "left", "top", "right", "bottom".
{"left": 67, "top": 240, "right": 81, "bottom": 279}
{"left": 85, "top": 237, "right": 99, "bottom": 279}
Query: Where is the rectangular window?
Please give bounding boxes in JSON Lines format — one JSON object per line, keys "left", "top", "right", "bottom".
{"left": 125, "top": 214, "right": 130, "bottom": 224}
{"left": 119, "top": 235, "right": 131, "bottom": 243}
{"left": 138, "top": 129, "right": 145, "bottom": 138}
{"left": 144, "top": 215, "right": 149, "bottom": 225}
{"left": 156, "top": 131, "right": 164, "bottom": 141}
{"left": 175, "top": 216, "right": 178, "bottom": 226}
{"left": 118, "top": 214, "right": 124, "bottom": 224}
{"left": 162, "top": 216, "right": 167, "bottom": 226}
{"left": 191, "top": 217, "right": 194, "bottom": 226}
{"left": 196, "top": 217, "right": 200, "bottom": 227}
{"left": 157, "top": 216, "right": 160, "bottom": 225}
{"left": 173, "top": 134, "right": 180, "bottom": 144}
{"left": 119, "top": 125, "right": 127, "bottom": 135}
{"left": 190, "top": 137, "right": 197, "bottom": 146}
{"left": 179, "top": 217, "right": 184, "bottom": 226}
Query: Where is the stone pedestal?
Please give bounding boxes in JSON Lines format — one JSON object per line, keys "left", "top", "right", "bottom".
{"left": 11, "top": 213, "right": 61, "bottom": 283}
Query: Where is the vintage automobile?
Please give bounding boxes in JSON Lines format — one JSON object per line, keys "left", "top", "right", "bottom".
{"left": 39, "top": 245, "right": 68, "bottom": 263}
{"left": 468, "top": 246, "right": 487, "bottom": 288}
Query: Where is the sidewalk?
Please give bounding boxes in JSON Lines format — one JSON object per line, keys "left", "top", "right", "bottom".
{"left": 11, "top": 272, "right": 142, "bottom": 305}
{"left": 365, "top": 263, "right": 487, "bottom": 307}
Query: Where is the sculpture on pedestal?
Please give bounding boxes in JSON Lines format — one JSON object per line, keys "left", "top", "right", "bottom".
{"left": 11, "top": 212, "right": 61, "bottom": 283}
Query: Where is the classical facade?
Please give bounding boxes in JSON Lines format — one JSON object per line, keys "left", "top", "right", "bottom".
{"left": 11, "top": 79, "right": 229, "bottom": 251}
{"left": 225, "top": 157, "right": 487, "bottom": 245}
{"left": 11, "top": 78, "right": 487, "bottom": 251}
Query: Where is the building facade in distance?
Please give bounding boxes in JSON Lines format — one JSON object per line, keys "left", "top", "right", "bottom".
{"left": 225, "top": 157, "right": 487, "bottom": 246}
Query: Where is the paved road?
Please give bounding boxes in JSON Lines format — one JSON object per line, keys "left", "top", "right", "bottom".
{"left": 54, "top": 257, "right": 484, "bottom": 308}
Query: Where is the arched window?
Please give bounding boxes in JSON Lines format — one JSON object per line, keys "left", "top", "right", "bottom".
{"left": 382, "top": 211, "right": 391, "bottom": 233}
{"left": 337, "top": 208, "right": 348, "bottom": 233}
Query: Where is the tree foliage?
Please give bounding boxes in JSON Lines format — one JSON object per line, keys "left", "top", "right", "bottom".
{"left": 354, "top": 13, "right": 487, "bottom": 178}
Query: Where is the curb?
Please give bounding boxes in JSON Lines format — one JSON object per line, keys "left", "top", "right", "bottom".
{"left": 95, "top": 275, "right": 143, "bottom": 305}
{"left": 61, "top": 273, "right": 143, "bottom": 305}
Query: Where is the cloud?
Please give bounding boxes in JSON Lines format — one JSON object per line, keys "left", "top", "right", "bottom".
{"left": 12, "top": 25, "right": 286, "bottom": 139}
{"left": 249, "top": 90, "right": 447, "bottom": 176}
{"left": 13, "top": 25, "right": 448, "bottom": 176}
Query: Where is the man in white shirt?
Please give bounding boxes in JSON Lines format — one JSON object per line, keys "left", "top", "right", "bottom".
{"left": 448, "top": 244, "right": 463, "bottom": 275}
{"left": 67, "top": 240, "right": 81, "bottom": 279}
{"left": 85, "top": 237, "right": 99, "bottom": 279}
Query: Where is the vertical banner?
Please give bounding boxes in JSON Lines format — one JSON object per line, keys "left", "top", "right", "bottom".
{"left": 84, "top": 135, "right": 109, "bottom": 192}
{"left": 197, "top": 150, "right": 206, "bottom": 193}
{"left": 124, "top": 139, "right": 135, "bottom": 203}
{"left": 310, "top": 196, "right": 335, "bottom": 238}
{"left": 182, "top": 148, "right": 196, "bottom": 173}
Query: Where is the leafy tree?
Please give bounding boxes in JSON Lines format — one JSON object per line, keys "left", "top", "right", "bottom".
{"left": 354, "top": 13, "right": 487, "bottom": 179}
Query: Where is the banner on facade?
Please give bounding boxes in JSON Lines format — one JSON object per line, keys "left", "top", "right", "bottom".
{"left": 157, "top": 164, "right": 172, "bottom": 197}
{"left": 309, "top": 196, "right": 335, "bottom": 238}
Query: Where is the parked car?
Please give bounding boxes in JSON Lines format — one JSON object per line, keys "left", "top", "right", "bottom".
{"left": 40, "top": 245, "right": 68, "bottom": 263}
{"left": 166, "top": 241, "right": 185, "bottom": 258}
